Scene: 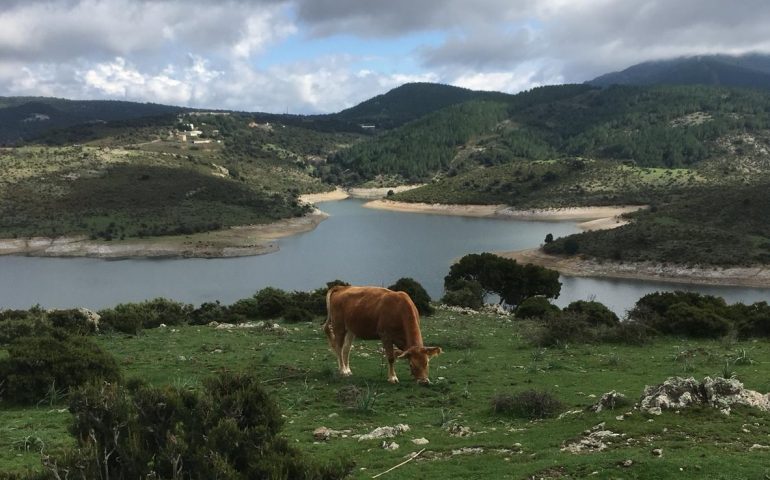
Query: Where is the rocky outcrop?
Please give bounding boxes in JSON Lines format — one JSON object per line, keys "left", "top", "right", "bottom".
{"left": 588, "top": 390, "right": 628, "bottom": 412}
{"left": 640, "top": 376, "right": 770, "bottom": 415}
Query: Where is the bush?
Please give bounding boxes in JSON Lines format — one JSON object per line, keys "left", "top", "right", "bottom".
{"left": 531, "top": 311, "right": 610, "bottom": 346}
{"left": 388, "top": 277, "right": 434, "bottom": 316}
{"left": 57, "top": 371, "right": 353, "bottom": 479}
{"left": 254, "top": 287, "right": 290, "bottom": 319}
{"left": 0, "top": 318, "right": 54, "bottom": 346}
{"left": 47, "top": 308, "right": 98, "bottom": 335}
{"left": 732, "top": 301, "right": 770, "bottom": 338}
{"left": 444, "top": 253, "right": 561, "bottom": 307}
{"left": 491, "top": 390, "right": 563, "bottom": 419}
{"left": 287, "top": 290, "right": 327, "bottom": 316}
{"left": 663, "top": 303, "right": 731, "bottom": 338}
{"left": 99, "top": 298, "right": 192, "bottom": 334}
{"left": 516, "top": 296, "right": 560, "bottom": 319}
{"left": 283, "top": 307, "right": 314, "bottom": 323}
{"left": 0, "top": 333, "right": 120, "bottom": 405}
{"left": 564, "top": 300, "right": 619, "bottom": 326}
{"left": 190, "top": 301, "right": 230, "bottom": 325}
{"left": 441, "top": 279, "right": 484, "bottom": 310}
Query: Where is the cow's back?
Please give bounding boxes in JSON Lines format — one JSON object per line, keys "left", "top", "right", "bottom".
{"left": 328, "top": 286, "right": 416, "bottom": 340}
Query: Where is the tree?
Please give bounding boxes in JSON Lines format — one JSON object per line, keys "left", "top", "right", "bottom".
{"left": 388, "top": 277, "right": 434, "bottom": 316}
{"left": 444, "top": 253, "right": 561, "bottom": 307}
{"left": 544, "top": 233, "right": 554, "bottom": 244}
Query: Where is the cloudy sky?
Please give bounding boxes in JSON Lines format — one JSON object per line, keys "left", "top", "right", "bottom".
{"left": 2, "top": 0, "right": 770, "bottom": 113}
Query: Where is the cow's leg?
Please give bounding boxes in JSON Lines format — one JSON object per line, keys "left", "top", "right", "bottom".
{"left": 324, "top": 320, "right": 342, "bottom": 370}
{"left": 382, "top": 339, "right": 398, "bottom": 384}
{"left": 340, "top": 331, "right": 355, "bottom": 376}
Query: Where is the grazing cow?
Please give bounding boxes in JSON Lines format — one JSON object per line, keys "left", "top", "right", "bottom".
{"left": 324, "top": 286, "right": 442, "bottom": 384}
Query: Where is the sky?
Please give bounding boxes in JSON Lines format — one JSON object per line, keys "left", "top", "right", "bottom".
{"left": 2, "top": 0, "right": 770, "bottom": 113}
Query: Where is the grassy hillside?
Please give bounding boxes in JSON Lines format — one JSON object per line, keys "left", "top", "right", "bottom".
{"left": 3, "top": 306, "right": 770, "bottom": 478}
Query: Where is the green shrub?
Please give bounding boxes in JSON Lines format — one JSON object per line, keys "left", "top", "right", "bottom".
{"left": 254, "top": 287, "right": 290, "bottom": 319}
{"left": 532, "top": 311, "right": 599, "bottom": 346}
{"left": 388, "top": 277, "right": 434, "bottom": 316}
{"left": 0, "top": 318, "right": 54, "bottom": 346}
{"left": 516, "top": 296, "right": 560, "bottom": 319}
{"left": 491, "top": 389, "right": 563, "bottom": 419}
{"left": 441, "top": 279, "right": 484, "bottom": 310}
{"left": 729, "top": 302, "right": 770, "bottom": 338}
{"left": 190, "top": 301, "right": 231, "bottom": 325}
{"left": 564, "top": 300, "right": 619, "bottom": 326}
{"left": 663, "top": 303, "right": 731, "bottom": 338}
{"left": 0, "top": 333, "right": 120, "bottom": 405}
{"left": 283, "top": 307, "right": 314, "bottom": 323}
{"left": 98, "top": 305, "right": 143, "bottom": 334}
{"left": 98, "top": 298, "right": 191, "bottom": 334}
{"left": 47, "top": 308, "right": 97, "bottom": 335}
{"left": 287, "top": 290, "right": 327, "bottom": 316}
{"left": 57, "top": 371, "right": 353, "bottom": 479}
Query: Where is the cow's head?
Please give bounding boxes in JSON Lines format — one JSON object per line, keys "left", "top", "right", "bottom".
{"left": 396, "top": 346, "right": 442, "bottom": 384}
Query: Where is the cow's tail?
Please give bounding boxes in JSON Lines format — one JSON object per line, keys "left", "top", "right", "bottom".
{"left": 323, "top": 286, "right": 343, "bottom": 347}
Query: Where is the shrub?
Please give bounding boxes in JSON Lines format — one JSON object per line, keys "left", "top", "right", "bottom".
{"left": 287, "top": 290, "right": 327, "bottom": 316}
{"left": 531, "top": 311, "right": 592, "bottom": 346}
{"left": 444, "top": 253, "right": 561, "bottom": 307}
{"left": 564, "top": 300, "right": 619, "bottom": 326}
{"left": 229, "top": 297, "right": 261, "bottom": 320}
{"left": 441, "top": 279, "right": 484, "bottom": 310}
{"left": 516, "top": 296, "right": 560, "bottom": 319}
{"left": 0, "top": 318, "right": 54, "bottom": 346}
{"left": 98, "top": 298, "right": 191, "bottom": 334}
{"left": 491, "top": 390, "right": 563, "bottom": 419}
{"left": 283, "top": 307, "right": 314, "bottom": 323}
{"left": 663, "top": 303, "right": 731, "bottom": 338}
{"left": 388, "top": 277, "right": 434, "bottom": 316}
{"left": 47, "top": 308, "right": 98, "bottom": 335}
{"left": 254, "top": 287, "right": 290, "bottom": 319}
{"left": 58, "top": 372, "right": 353, "bottom": 479}
{"left": 98, "top": 305, "right": 143, "bottom": 334}
{"left": 190, "top": 301, "right": 230, "bottom": 325}
{"left": 0, "top": 333, "right": 120, "bottom": 405}
{"left": 729, "top": 302, "right": 770, "bottom": 338}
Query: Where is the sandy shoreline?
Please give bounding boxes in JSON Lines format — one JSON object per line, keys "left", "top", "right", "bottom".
{"left": 498, "top": 248, "right": 770, "bottom": 289}
{"left": 299, "top": 185, "right": 424, "bottom": 204}
{"left": 0, "top": 209, "right": 328, "bottom": 259}
{"left": 363, "top": 199, "right": 644, "bottom": 229}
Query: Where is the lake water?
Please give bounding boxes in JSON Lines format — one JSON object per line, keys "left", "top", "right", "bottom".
{"left": 0, "top": 199, "right": 768, "bottom": 315}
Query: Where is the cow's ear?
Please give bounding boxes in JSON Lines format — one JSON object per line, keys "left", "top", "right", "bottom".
{"left": 424, "top": 346, "right": 442, "bottom": 357}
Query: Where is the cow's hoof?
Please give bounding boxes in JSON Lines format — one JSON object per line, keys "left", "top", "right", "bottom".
{"left": 388, "top": 376, "right": 399, "bottom": 384}
{"left": 340, "top": 370, "right": 352, "bottom": 377}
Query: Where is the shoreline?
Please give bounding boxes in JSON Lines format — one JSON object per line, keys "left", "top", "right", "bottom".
{"left": 0, "top": 209, "right": 328, "bottom": 259}
{"left": 299, "top": 185, "right": 424, "bottom": 204}
{"left": 498, "top": 248, "right": 770, "bottom": 289}
{"left": 363, "top": 199, "right": 644, "bottom": 229}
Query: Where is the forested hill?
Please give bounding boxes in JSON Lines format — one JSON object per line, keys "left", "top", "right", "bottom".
{"left": 0, "top": 97, "right": 187, "bottom": 144}
{"left": 589, "top": 54, "right": 770, "bottom": 89}
{"left": 324, "top": 83, "right": 770, "bottom": 184}
{"left": 332, "top": 82, "right": 512, "bottom": 129}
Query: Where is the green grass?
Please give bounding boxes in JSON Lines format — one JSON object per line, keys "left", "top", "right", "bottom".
{"left": 3, "top": 311, "right": 770, "bottom": 478}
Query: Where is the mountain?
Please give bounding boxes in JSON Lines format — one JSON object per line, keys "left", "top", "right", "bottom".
{"left": 589, "top": 53, "right": 770, "bottom": 89}
{"left": 332, "top": 82, "right": 512, "bottom": 129}
{"left": 0, "top": 97, "right": 187, "bottom": 144}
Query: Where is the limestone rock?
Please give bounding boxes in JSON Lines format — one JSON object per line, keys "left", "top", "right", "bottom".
{"left": 357, "top": 424, "right": 410, "bottom": 441}
{"left": 589, "top": 390, "right": 628, "bottom": 412}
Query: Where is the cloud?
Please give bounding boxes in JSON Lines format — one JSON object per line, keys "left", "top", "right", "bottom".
{"left": 3, "top": 0, "right": 770, "bottom": 112}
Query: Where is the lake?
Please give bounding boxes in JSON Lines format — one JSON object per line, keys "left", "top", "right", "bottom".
{"left": 0, "top": 198, "right": 767, "bottom": 314}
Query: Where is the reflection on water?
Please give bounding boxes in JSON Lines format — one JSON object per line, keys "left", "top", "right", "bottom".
{"left": 0, "top": 199, "right": 767, "bottom": 313}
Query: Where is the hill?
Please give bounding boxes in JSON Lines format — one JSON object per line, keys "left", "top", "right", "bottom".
{"left": 0, "top": 97, "right": 187, "bottom": 145}
{"left": 589, "top": 53, "right": 770, "bottom": 89}
{"left": 332, "top": 82, "right": 511, "bottom": 130}
{"left": 328, "top": 83, "right": 770, "bottom": 185}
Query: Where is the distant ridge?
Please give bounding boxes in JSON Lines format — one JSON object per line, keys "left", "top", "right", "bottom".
{"left": 333, "top": 82, "right": 511, "bottom": 129}
{"left": 589, "top": 53, "right": 770, "bottom": 89}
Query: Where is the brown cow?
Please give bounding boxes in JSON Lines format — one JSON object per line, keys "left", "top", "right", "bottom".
{"left": 324, "top": 286, "right": 442, "bottom": 384}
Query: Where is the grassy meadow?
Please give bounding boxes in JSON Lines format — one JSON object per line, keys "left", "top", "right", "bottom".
{"left": 3, "top": 308, "right": 770, "bottom": 479}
